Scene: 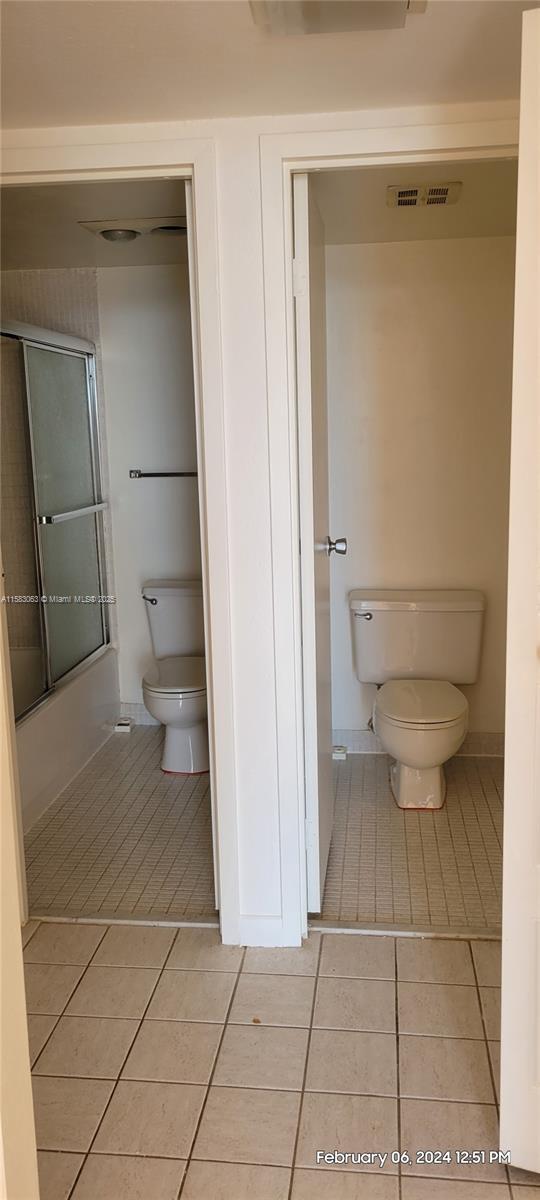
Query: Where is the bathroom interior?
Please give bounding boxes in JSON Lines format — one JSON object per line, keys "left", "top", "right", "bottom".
{"left": 308, "top": 155, "right": 516, "bottom": 934}
{"left": 1, "top": 177, "right": 217, "bottom": 924}
{"left": 1, "top": 155, "right": 516, "bottom": 940}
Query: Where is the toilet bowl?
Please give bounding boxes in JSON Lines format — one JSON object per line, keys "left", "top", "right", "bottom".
{"left": 374, "top": 679, "right": 468, "bottom": 809}
{"left": 142, "top": 655, "right": 209, "bottom": 774}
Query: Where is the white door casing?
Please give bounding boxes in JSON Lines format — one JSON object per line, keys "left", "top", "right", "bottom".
{"left": 185, "top": 178, "right": 219, "bottom": 907}
{"left": 499, "top": 6, "right": 540, "bottom": 1175}
{"left": 293, "top": 173, "right": 335, "bottom": 912}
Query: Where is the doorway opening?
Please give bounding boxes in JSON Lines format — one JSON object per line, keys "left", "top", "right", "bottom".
{"left": 294, "top": 156, "right": 517, "bottom": 935}
{"left": 0, "top": 176, "right": 218, "bottom": 923}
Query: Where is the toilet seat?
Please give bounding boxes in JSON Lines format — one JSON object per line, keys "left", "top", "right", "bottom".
{"left": 375, "top": 679, "right": 467, "bottom": 729}
{"left": 143, "top": 655, "right": 206, "bottom": 697}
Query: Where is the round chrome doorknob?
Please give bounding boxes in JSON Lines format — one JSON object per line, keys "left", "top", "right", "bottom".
{"left": 326, "top": 536, "right": 347, "bottom": 556}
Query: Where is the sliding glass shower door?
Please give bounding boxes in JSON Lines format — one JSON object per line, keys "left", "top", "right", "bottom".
{"left": 1, "top": 324, "right": 109, "bottom": 718}
{"left": 24, "top": 343, "right": 108, "bottom": 682}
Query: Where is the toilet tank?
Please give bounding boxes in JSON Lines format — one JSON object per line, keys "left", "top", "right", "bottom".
{"left": 349, "top": 589, "right": 485, "bottom": 684}
{"left": 142, "top": 579, "right": 204, "bottom": 659}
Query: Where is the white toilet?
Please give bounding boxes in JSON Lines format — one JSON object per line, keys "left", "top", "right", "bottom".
{"left": 349, "top": 589, "right": 485, "bottom": 809}
{"left": 142, "top": 579, "right": 209, "bottom": 775}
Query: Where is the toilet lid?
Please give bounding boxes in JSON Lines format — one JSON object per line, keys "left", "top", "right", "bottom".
{"left": 375, "top": 679, "right": 467, "bottom": 726}
{"left": 143, "top": 655, "right": 206, "bottom": 695}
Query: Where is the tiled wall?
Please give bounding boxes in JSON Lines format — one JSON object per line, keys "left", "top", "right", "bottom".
{"left": 0, "top": 335, "right": 41, "bottom": 647}
{"left": 1, "top": 268, "right": 117, "bottom": 645}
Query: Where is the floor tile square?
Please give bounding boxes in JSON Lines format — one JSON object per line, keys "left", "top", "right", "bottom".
{"left": 147, "top": 969, "right": 235, "bottom": 1022}
{"left": 32, "top": 1076, "right": 114, "bottom": 1151}
{"left": 93, "top": 1080, "right": 205, "bottom": 1158}
{"left": 122, "top": 1019, "right": 221, "bottom": 1083}
{"left": 91, "top": 925, "right": 176, "bottom": 968}
{"left": 27, "top": 1014, "right": 57, "bottom": 1066}
{"left": 33, "top": 1016, "right": 138, "bottom": 1078}
{"left": 24, "top": 923, "right": 105, "bottom": 965}
{"left": 400, "top": 1099, "right": 504, "bottom": 1180}
{"left": 320, "top": 935, "right": 395, "bottom": 980}
{"left": 296, "top": 1093, "right": 398, "bottom": 1172}
{"left": 242, "top": 935, "right": 320, "bottom": 976}
{"left": 213, "top": 1024, "right": 308, "bottom": 1090}
{"left": 313, "top": 978, "right": 395, "bottom": 1033}
{"left": 305, "top": 1029, "right": 397, "bottom": 1096}
{"left": 22, "top": 920, "right": 40, "bottom": 948}
{"left": 480, "top": 987, "right": 501, "bottom": 1040}
{"left": 182, "top": 1161, "right": 291, "bottom": 1199}
{"left": 71, "top": 1154, "right": 186, "bottom": 1199}
{"left": 229, "top": 973, "right": 315, "bottom": 1027}
{"left": 37, "top": 1151, "right": 84, "bottom": 1200}
{"left": 24, "top": 963, "right": 85, "bottom": 1015}
{"left": 471, "top": 941, "right": 501, "bottom": 987}
{"left": 193, "top": 1086, "right": 301, "bottom": 1166}
{"left": 398, "top": 983, "right": 483, "bottom": 1038}
{"left": 292, "top": 1170, "right": 399, "bottom": 1198}
{"left": 396, "top": 940, "right": 475, "bottom": 985}
{"left": 509, "top": 1168, "right": 540, "bottom": 1188}
{"left": 401, "top": 1180, "right": 511, "bottom": 1198}
{"left": 166, "top": 927, "right": 243, "bottom": 972}
{"left": 399, "top": 1035, "right": 494, "bottom": 1102}
{"left": 65, "top": 966, "right": 159, "bottom": 1018}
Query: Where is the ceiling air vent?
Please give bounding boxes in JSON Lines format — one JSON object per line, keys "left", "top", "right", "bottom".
{"left": 387, "top": 182, "right": 462, "bottom": 209}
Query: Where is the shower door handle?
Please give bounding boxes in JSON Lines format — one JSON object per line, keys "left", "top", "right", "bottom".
{"left": 326, "top": 536, "right": 348, "bottom": 556}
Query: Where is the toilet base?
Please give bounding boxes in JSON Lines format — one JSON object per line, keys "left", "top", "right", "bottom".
{"left": 162, "top": 721, "right": 209, "bottom": 775}
{"left": 390, "top": 760, "right": 446, "bottom": 810}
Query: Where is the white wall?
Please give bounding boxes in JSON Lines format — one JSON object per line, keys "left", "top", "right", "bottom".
{"left": 97, "top": 264, "right": 201, "bottom": 706}
{"left": 1, "top": 102, "right": 519, "bottom": 947}
{"left": 326, "top": 235, "right": 515, "bottom": 736}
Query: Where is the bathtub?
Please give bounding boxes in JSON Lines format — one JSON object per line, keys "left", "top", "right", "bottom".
{"left": 9, "top": 646, "right": 46, "bottom": 720}
{"left": 14, "top": 647, "right": 120, "bottom": 832}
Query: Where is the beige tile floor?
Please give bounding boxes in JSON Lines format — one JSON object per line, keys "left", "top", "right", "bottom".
{"left": 24, "top": 727, "right": 217, "bottom": 921}
{"left": 322, "top": 755, "right": 503, "bottom": 930}
{"left": 23, "top": 920, "right": 540, "bottom": 1199}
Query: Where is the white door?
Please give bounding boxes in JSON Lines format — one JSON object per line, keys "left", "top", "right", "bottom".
{"left": 499, "top": 7, "right": 540, "bottom": 1175}
{"left": 293, "top": 173, "right": 341, "bottom": 912}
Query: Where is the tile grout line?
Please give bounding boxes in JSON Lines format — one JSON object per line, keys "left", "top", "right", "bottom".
{"left": 176, "top": 945, "right": 247, "bottom": 1197}
{"left": 286, "top": 933, "right": 324, "bottom": 1200}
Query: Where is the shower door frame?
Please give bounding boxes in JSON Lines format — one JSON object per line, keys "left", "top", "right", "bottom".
{"left": 2, "top": 321, "right": 110, "bottom": 716}
{"left": 0, "top": 139, "right": 236, "bottom": 942}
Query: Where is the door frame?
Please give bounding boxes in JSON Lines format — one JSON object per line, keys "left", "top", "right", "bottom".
{"left": 0, "top": 138, "right": 241, "bottom": 943}
{"left": 259, "top": 117, "right": 519, "bottom": 939}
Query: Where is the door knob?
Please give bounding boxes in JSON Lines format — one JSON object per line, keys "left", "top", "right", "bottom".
{"left": 326, "top": 536, "right": 347, "bottom": 556}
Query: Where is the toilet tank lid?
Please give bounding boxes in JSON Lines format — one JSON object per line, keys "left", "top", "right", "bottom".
{"left": 142, "top": 579, "right": 202, "bottom": 597}
{"left": 349, "top": 589, "right": 485, "bottom": 613}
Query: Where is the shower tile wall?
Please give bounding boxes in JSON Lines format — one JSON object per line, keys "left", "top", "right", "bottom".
{"left": 0, "top": 334, "right": 41, "bottom": 647}
{"left": 1, "top": 269, "right": 117, "bottom": 642}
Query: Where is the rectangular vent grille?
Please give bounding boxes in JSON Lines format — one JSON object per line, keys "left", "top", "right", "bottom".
{"left": 387, "top": 182, "right": 462, "bottom": 209}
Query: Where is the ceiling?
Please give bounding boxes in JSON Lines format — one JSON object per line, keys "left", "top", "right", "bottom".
{"left": 1, "top": 179, "right": 188, "bottom": 269}
{"left": 313, "top": 158, "right": 518, "bottom": 245}
{"left": 0, "top": 1, "right": 534, "bottom": 131}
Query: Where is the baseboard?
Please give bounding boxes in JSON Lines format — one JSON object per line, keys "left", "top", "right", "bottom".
{"left": 333, "top": 728, "right": 504, "bottom": 757}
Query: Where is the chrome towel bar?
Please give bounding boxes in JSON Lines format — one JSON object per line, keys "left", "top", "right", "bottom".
{"left": 129, "top": 469, "right": 197, "bottom": 479}
{"left": 37, "top": 501, "right": 108, "bottom": 525}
